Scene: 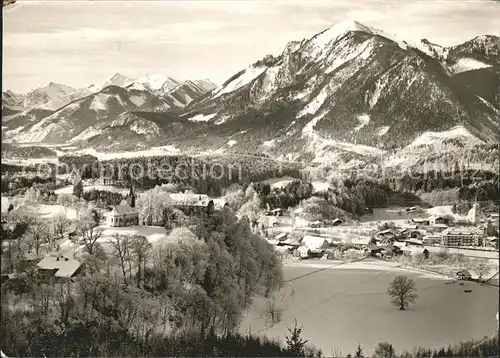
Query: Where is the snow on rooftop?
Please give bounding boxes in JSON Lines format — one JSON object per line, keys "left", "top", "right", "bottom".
{"left": 214, "top": 66, "right": 266, "bottom": 98}
{"left": 377, "top": 126, "right": 390, "bottom": 136}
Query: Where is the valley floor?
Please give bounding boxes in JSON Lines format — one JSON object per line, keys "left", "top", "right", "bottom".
{"left": 241, "top": 258, "right": 499, "bottom": 357}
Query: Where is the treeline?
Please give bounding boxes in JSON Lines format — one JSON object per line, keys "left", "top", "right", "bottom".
{"left": 1, "top": 174, "right": 57, "bottom": 196}
{"left": 254, "top": 180, "right": 314, "bottom": 210}
{"left": 4, "top": 322, "right": 295, "bottom": 357}
{"left": 1, "top": 144, "right": 57, "bottom": 159}
{"left": 386, "top": 170, "right": 499, "bottom": 202}
{"left": 318, "top": 181, "right": 389, "bottom": 216}
{"left": 56, "top": 154, "right": 302, "bottom": 197}
{"left": 397, "top": 332, "right": 499, "bottom": 358}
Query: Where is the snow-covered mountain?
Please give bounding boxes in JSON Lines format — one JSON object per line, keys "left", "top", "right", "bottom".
{"left": 159, "top": 20, "right": 497, "bottom": 159}
{"left": 3, "top": 20, "right": 498, "bottom": 162}
{"left": 2, "top": 74, "right": 218, "bottom": 144}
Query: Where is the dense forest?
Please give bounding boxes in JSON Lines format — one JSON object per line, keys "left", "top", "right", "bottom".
{"left": 54, "top": 154, "right": 302, "bottom": 197}
{"left": 1, "top": 144, "right": 57, "bottom": 159}
{"left": 385, "top": 169, "right": 499, "bottom": 203}
{"left": 255, "top": 179, "right": 394, "bottom": 217}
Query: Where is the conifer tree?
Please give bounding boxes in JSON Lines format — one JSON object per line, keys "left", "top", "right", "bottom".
{"left": 285, "top": 319, "right": 308, "bottom": 357}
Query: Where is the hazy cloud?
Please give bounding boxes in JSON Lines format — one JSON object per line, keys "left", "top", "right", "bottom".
{"left": 3, "top": 0, "right": 499, "bottom": 92}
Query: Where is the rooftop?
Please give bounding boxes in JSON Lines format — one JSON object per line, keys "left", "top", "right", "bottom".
{"left": 107, "top": 201, "right": 138, "bottom": 216}
{"left": 442, "top": 227, "right": 483, "bottom": 236}
{"left": 37, "top": 255, "right": 81, "bottom": 278}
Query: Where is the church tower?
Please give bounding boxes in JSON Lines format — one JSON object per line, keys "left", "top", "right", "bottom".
{"left": 467, "top": 193, "right": 481, "bottom": 224}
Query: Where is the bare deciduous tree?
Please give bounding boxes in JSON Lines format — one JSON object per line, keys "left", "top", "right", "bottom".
{"left": 262, "top": 295, "right": 283, "bottom": 326}
{"left": 387, "top": 275, "right": 418, "bottom": 310}
{"left": 53, "top": 214, "right": 71, "bottom": 239}
{"left": 131, "top": 235, "right": 152, "bottom": 288}
{"left": 26, "top": 218, "right": 49, "bottom": 258}
{"left": 109, "top": 234, "right": 133, "bottom": 283}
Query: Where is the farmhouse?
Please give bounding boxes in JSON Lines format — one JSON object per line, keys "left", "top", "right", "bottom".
{"left": 486, "top": 237, "right": 499, "bottom": 248}
{"left": 430, "top": 215, "right": 450, "bottom": 226}
{"left": 404, "top": 238, "right": 424, "bottom": 246}
{"left": 350, "top": 237, "right": 370, "bottom": 249}
{"left": 375, "top": 229, "right": 396, "bottom": 242}
{"left": 106, "top": 202, "right": 139, "bottom": 227}
{"left": 310, "top": 220, "right": 323, "bottom": 228}
{"left": 441, "top": 227, "right": 485, "bottom": 247}
{"left": 275, "top": 232, "right": 289, "bottom": 242}
{"left": 331, "top": 218, "right": 343, "bottom": 226}
{"left": 411, "top": 218, "right": 430, "bottom": 226}
{"left": 266, "top": 208, "right": 283, "bottom": 216}
{"left": 37, "top": 255, "right": 82, "bottom": 279}
{"left": 169, "top": 192, "right": 226, "bottom": 215}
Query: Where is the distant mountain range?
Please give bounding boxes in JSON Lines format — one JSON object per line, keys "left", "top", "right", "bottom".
{"left": 2, "top": 74, "right": 218, "bottom": 144}
{"left": 2, "top": 20, "right": 499, "bottom": 166}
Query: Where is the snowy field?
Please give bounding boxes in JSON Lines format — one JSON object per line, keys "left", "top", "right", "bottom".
{"left": 95, "top": 225, "right": 170, "bottom": 245}
{"left": 46, "top": 225, "right": 170, "bottom": 259}
{"left": 2, "top": 158, "right": 58, "bottom": 166}
{"left": 241, "top": 259, "right": 498, "bottom": 356}
{"left": 70, "top": 145, "right": 180, "bottom": 160}
{"left": 11, "top": 203, "right": 77, "bottom": 220}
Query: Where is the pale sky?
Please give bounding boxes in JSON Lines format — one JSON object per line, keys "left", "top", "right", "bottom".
{"left": 3, "top": 0, "right": 500, "bottom": 93}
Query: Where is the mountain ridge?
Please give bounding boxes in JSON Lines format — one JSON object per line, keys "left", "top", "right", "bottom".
{"left": 2, "top": 20, "right": 498, "bottom": 168}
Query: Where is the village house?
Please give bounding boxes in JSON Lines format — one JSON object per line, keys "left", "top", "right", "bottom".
{"left": 350, "top": 237, "right": 370, "bottom": 249}
{"left": 430, "top": 215, "right": 450, "bottom": 226}
{"left": 375, "top": 229, "right": 396, "bottom": 242}
{"left": 266, "top": 208, "right": 283, "bottom": 216}
{"left": 169, "top": 192, "right": 226, "bottom": 216}
{"left": 37, "top": 255, "right": 82, "bottom": 279}
{"left": 275, "top": 232, "right": 289, "bottom": 242}
{"left": 486, "top": 236, "right": 499, "bottom": 249}
{"left": 404, "top": 238, "right": 424, "bottom": 246}
{"left": 431, "top": 223, "right": 449, "bottom": 232}
{"left": 403, "top": 246, "right": 429, "bottom": 258}
{"left": 441, "top": 227, "right": 485, "bottom": 247}
{"left": 106, "top": 201, "right": 139, "bottom": 227}
{"left": 331, "top": 218, "right": 343, "bottom": 226}
{"left": 310, "top": 220, "right": 323, "bottom": 228}
{"left": 423, "top": 234, "right": 443, "bottom": 245}
{"left": 411, "top": 218, "right": 430, "bottom": 226}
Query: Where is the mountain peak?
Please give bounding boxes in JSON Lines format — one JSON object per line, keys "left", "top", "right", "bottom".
{"left": 134, "top": 74, "right": 181, "bottom": 92}
{"left": 317, "top": 19, "right": 374, "bottom": 39}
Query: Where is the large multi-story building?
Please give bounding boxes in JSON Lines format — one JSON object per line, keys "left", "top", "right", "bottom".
{"left": 441, "top": 227, "right": 485, "bottom": 247}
